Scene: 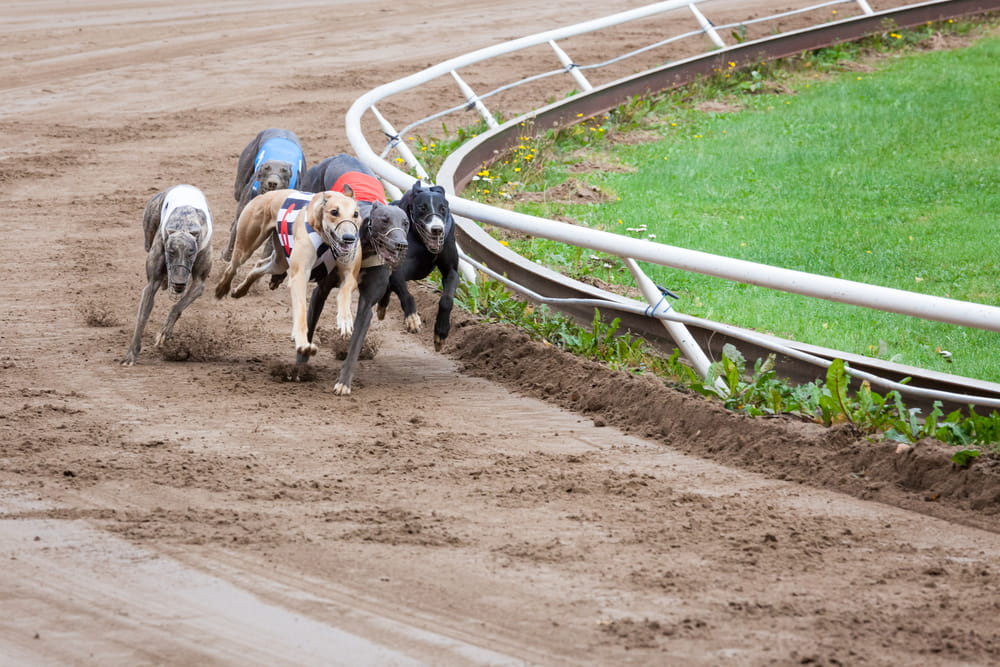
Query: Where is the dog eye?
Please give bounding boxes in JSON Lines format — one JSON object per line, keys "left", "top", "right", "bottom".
{"left": 330, "top": 208, "right": 339, "bottom": 216}
{"left": 353, "top": 210, "right": 359, "bottom": 218}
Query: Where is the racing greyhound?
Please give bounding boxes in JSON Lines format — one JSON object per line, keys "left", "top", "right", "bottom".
{"left": 378, "top": 181, "right": 460, "bottom": 351}
{"left": 214, "top": 188, "right": 362, "bottom": 352}
{"left": 121, "top": 184, "right": 213, "bottom": 366}
{"left": 223, "top": 128, "right": 307, "bottom": 262}
{"left": 301, "top": 154, "right": 410, "bottom": 395}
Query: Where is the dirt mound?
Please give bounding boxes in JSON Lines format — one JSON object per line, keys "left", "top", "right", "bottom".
{"left": 419, "top": 288, "right": 1000, "bottom": 530}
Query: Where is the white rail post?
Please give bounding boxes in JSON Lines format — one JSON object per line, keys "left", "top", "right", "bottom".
{"left": 450, "top": 70, "right": 500, "bottom": 130}
{"left": 370, "top": 106, "right": 429, "bottom": 181}
{"left": 855, "top": 0, "right": 875, "bottom": 15}
{"left": 689, "top": 3, "right": 725, "bottom": 49}
{"left": 624, "top": 258, "right": 715, "bottom": 382}
{"left": 548, "top": 40, "right": 593, "bottom": 92}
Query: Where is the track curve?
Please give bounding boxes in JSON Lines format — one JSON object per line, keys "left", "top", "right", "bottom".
{"left": 2, "top": 1, "right": 999, "bottom": 664}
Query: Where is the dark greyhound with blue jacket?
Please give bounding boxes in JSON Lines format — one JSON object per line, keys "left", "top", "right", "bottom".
{"left": 223, "top": 128, "right": 307, "bottom": 262}
{"left": 301, "top": 154, "right": 410, "bottom": 394}
{"left": 377, "top": 181, "right": 460, "bottom": 351}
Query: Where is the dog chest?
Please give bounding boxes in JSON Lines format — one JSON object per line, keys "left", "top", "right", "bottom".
{"left": 274, "top": 193, "right": 337, "bottom": 283}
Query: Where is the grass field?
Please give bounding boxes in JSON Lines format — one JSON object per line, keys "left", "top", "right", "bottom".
{"left": 498, "top": 29, "right": 1000, "bottom": 383}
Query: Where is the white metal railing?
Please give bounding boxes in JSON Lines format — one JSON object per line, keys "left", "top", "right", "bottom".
{"left": 345, "top": 0, "right": 1000, "bottom": 405}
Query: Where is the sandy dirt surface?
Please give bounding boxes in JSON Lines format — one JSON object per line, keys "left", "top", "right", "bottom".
{"left": 2, "top": 1, "right": 999, "bottom": 665}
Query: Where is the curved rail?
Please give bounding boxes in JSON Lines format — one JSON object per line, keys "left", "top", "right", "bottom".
{"left": 346, "top": 0, "right": 1000, "bottom": 410}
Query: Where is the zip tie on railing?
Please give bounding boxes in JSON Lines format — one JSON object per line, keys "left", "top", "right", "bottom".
{"left": 451, "top": 70, "right": 500, "bottom": 129}
{"left": 643, "top": 293, "right": 671, "bottom": 318}
{"left": 371, "top": 106, "right": 429, "bottom": 180}
{"left": 458, "top": 250, "right": 1000, "bottom": 410}
{"left": 689, "top": 3, "right": 725, "bottom": 48}
{"left": 549, "top": 40, "right": 593, "bottom": 92}
{"left": 382, "top": 129, "right": 401, "bottom": 148}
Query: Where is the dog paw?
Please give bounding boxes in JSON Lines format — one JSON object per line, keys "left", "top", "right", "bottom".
{"left": 120, "top": 355, "right": 137, "bottom": 367}
{"left": 376, "top": 305, "right": 387, "bottom": 321}
{"left": 333, "top": 382, "right": 352, "bottom": 396}
{"left": 296, "top": 342, "right": 318, "bottom": 358}
{"left": 153, "top": 333, "right": 167, "bottom": 348}
{"left": 434, "top": 334, "right": 444, "bottom": 352}
{"left": 404, "top": 313, "right": 422, "bottom": 333}
{"left": 337, "top": 320, "right": 354, "bottom": 338}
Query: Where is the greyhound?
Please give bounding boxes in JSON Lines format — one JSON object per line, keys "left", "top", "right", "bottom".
{"left": 214, "top": 188, "right": 362, "bottom": 351}
{"left": 222, "top": 128, "right": 307, "bottom": 262}
{"left": 378, "top": 181, "right": 460, "bottom": 351}
{"left": 121, "top": 184, "right": 213, "bottom": 366}
{"left": 301, "top": 154, "right": 410, "bottom": 395}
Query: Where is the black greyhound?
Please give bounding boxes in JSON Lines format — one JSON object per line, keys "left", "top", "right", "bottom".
{"left": 299, "top": 155, "right": 410, "bottom": 395}
{"left": 377, "top": 181, "right": 460, "bottom": 351}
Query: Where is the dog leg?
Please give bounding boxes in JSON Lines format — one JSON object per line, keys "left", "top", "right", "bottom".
{"left": 376, "top": 288, "right": 390, "bottom": 321}
{"left": 397, "top": 282, "right": 422, "bottom": 333}
{"left": 156, "top": 249, "right": 211, "bottom": 347}
{"left": 214, "top": 227, "right": 263, "bottom": 299}
{"left": 233, "top": 244, "right": 285, "bottom": 299}
{"left": 335, "top": 282, "right": 357, "bottom": 337}
{"left": 334, "top": 265, "right": 389, "bottom": 396}
{"left": 289, "top": 247, "right": 319, "bottom": 361}
{"left": 156, "top": 276, "right": 204, "bottom": 347}
{"left": 122, "top": 238, "right": 170, "bottom": 365}
{"left": 306, "top": 275, "right": 334, "bottom": 346}
{"left": 434, "top": 264, "right": 460, "bottom": 352}
{"left": 334, "top": 261, "right": 360, "bottom": 337}
{"left": 221, "top": 212, "right": 238, "bottom": 262}
{"left": 121, "top": 279, "right": 161, "bottom": 366}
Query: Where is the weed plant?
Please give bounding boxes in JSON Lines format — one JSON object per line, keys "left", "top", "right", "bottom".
{"left": 456, "top": 278, "right": 1000, "bottom": 453}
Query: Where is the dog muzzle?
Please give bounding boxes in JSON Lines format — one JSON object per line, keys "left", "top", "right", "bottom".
{"left": 417, "top": 216, "right": 447, "bottom": 254}
{"left": 166, "top": 264, "right": 192, "bottom": 294}
{"left": 375, "top": 233, "right": 408, "bottom": 269}
{"left": 326, "top": 222, "right": 359, "bottom": 266}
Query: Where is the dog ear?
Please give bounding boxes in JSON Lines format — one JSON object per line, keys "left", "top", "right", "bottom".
{"left": 342, "top": 184, "right": 355, "bottom": 199}
{"left": 430, "top": 185, "right": 446, "bottom": 194}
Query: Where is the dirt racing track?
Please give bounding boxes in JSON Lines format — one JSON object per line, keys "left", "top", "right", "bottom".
{"left": 1, "top": 1, "right": 999, "bottom": 665}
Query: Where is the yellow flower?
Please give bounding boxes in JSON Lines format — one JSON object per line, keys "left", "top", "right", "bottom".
{"left": 499, "top": 240, "right": 509, "bottom": 246}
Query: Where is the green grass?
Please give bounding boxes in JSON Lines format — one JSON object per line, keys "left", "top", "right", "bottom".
{"left": 511, "top": 32, "right": 1000, "bottom": 382}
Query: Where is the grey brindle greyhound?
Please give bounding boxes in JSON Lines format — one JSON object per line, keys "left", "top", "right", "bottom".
{"left": 121, "top": 184, "right": 213, "bottom": 365}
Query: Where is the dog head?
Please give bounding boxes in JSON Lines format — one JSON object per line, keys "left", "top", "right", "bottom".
{"left": 253, "top": 160, "right": 294, "bottom": 195}
{"left": 310, "top": 190, "right": 360, "bottom": 266}
{"left": 161, "top": 213, "right": 206, "bottom": 296}
{"left": 400, "top": 181, "right": 452, "bottom": 254}
{"left": 366, "top": 201, "right": 409, "bottom": 269}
